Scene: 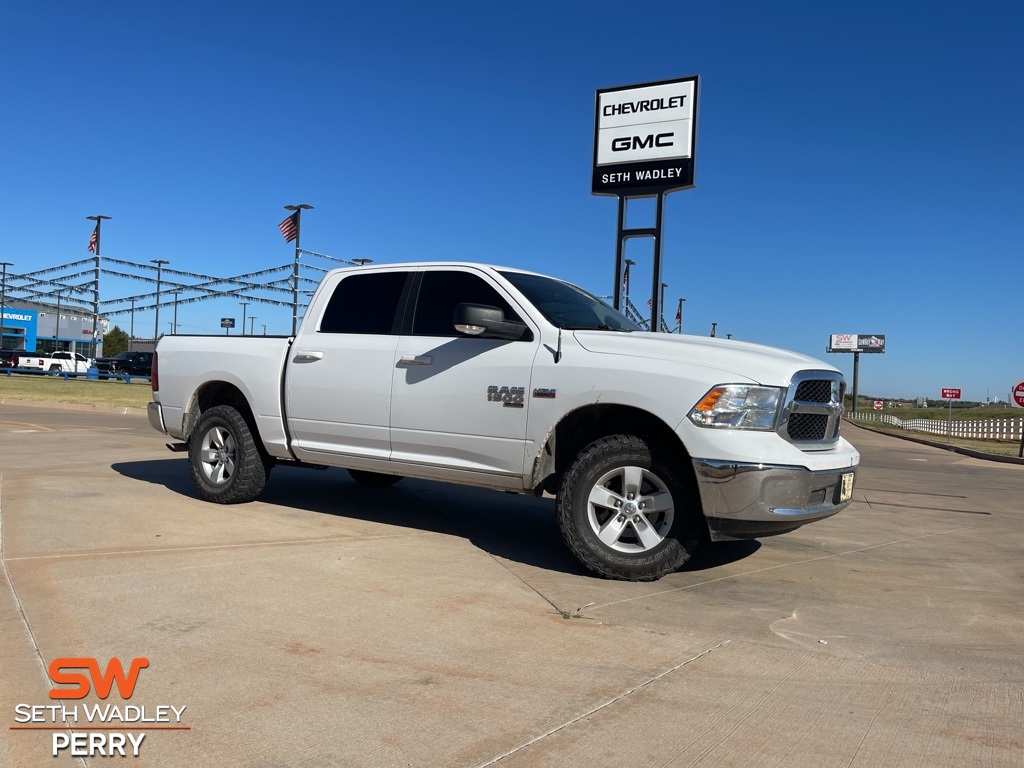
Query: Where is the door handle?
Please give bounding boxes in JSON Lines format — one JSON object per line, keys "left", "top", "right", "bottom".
{"left": 400, "top": 354, "right": 433, "bottom": 366}
{"left": 295, "top": 350, "right": 324, "bottom": 361}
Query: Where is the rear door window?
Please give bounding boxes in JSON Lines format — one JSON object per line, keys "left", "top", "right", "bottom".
{"left": 319, "top": 272, "right": 409, "bottom": 335}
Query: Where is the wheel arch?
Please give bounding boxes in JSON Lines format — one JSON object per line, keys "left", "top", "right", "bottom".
{"left": 532, "top": 403, "right": 699, "bottom": 498}
{"left": 183, "top": 381, "right": 261, "bottom": 448}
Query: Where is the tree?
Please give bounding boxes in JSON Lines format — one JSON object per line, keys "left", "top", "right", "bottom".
{"left": 103, "top": 326, "right": 129, "bottom": 357}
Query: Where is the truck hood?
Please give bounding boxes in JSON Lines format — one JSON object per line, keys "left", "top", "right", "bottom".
{"left": 572, "top": 331, "right": 838, "bottom": 386}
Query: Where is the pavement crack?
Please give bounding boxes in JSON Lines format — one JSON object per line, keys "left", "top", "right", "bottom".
{"left": 472, "top": 640, "right": 731, "bottom": 767}
{"left": 0, "top": 473, "right": 89, "bottom": 768}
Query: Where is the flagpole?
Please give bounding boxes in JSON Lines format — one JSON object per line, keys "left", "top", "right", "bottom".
{"left": 283, "top": 204, "right": 313, "bottom": 335}
{"left": 0, "top": 261, "right": 11, "bottom": 351}
{"left": 86, "top": 215, "right": 110, "bottom": 358}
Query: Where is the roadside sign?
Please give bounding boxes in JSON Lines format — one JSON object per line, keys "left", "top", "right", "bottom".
{"left": 220, "top": 318, "right": 235, "bottom": 328}
{"left": 941, "top": 388, "right": 961, "bottom": 399}
{"left": 873, "top": 401, "right": 883, "bottom": 410}
{"left": 1012, "top": 381, "right": 1024, "bottom": 408}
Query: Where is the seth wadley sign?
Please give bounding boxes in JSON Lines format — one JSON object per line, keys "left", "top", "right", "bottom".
{"left": 592, "top": 76, "right": 698, "bottom": 195}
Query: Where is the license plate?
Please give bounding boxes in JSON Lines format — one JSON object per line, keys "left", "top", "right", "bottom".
{"left": 839, "top": 472, "right": 854, "bottom": 502}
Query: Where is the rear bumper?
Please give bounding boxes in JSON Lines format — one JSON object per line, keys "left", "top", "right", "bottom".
{"left": 692, "top": 458, "right": 856, "bottom": 540}
{"left": 148, "top": 402, "right": 167, "bottom": 435}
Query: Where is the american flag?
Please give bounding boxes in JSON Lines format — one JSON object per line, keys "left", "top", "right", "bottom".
{"left": 646, "top": 298, "right": 652, "bottom": 309}
{"left": 622, "top": 265, "right": 629, "bottom": 293}
{"left": 278, "top": 212, "right": 298, "bottom": 243}
{"left": 675, "top": 304, "right": 682, "bottom": 325}
{"left": 87, "top": 226, "right": 98, "bottom": 253}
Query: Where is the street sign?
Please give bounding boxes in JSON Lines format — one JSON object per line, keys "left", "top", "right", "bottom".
{"left": 1012, "top": 381, "right": 1024, "bottom": 408}
{"left": 941, "top": 388, "right": 961, "bottom": 400}
{"left": 220, "top": 318, "right": 235, "bottom": 328}
{"left": 873, "top": 401, "right": 883, "bottom": 410}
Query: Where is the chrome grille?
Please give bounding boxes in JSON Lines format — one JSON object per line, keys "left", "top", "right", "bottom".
{"left": 779, "top": 371, "right": 845, "bottom": 450}
{"left": 795, "top": 380, "right": 833, "bottom": 403}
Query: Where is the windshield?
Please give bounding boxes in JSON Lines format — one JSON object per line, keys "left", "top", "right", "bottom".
{"left": 499, "top": 271, "right": 640, "bottom": 332}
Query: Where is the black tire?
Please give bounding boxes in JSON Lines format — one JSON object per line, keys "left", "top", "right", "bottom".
{"left": 188, "top": 405, "right": 270, "bottom": 503}
{"left": 48, "top": 365, "right": 60, "bottom": 372}
{"left": 556, "top": 434, "right": 701, "bottom": 581}
{"left": 347, "top": 469, "right": 403, "bottom": 487}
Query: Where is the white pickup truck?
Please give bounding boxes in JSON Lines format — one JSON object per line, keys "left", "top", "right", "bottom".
{"left": 149, "top": 263, "right": 859, "bottom": 581}
{"left": 17, "top": 351, "right": 94, "bottom": 374}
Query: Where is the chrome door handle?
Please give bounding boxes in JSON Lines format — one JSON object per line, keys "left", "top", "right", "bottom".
{"left": 295, "top": 350, "right": 324, "bottom": 361}
{"left": 400, "top": 355, "right": 433, "bottom": 365}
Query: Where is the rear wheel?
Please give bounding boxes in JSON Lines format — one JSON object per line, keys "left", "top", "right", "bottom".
{"left": 188, "top": 405, "right": 270, "bottom": 503}
{"left": 556, "top": 434, "right": 701, "bottom": 581}
{"left": 347, "top": 469, "right": 403, "bottom": 487}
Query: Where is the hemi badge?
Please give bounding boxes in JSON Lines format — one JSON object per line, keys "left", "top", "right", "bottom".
{"left": 533, "top": 388, "right": 557, "bottom": 399}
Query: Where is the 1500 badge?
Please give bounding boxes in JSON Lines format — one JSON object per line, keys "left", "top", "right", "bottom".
{"left": 487, "top": 386, "right": 525, "bottom": 408}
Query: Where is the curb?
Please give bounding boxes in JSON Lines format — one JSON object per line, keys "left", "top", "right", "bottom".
{"left": 846, "top": 419, "right": 1024, "bottom": 466}
{"left": 0, "top": 398, "right": 147, "bottom": 416}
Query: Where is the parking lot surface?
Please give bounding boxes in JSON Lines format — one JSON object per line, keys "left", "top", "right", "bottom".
{"left": 1, "top": 403, "right": 1022, "bottom": 767}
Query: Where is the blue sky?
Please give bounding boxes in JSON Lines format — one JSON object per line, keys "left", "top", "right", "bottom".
{"left": 1, "top": 1, "right": 1021, "bottom": 402}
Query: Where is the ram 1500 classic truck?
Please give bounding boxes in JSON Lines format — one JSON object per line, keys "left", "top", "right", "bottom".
{"left": 148, "top": 263, "right": 859, "bottom": 581}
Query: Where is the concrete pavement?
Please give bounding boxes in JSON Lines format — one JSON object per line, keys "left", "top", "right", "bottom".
{"left": 1, "top": 404, "right": 1022, "bottom": 767}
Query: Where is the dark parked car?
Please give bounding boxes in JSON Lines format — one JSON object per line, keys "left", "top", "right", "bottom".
{"left": 96, "top": 351, "right": 154, "bottom": 377}
{"left": 0, "top": 349, "right": 18, "bottom": 368}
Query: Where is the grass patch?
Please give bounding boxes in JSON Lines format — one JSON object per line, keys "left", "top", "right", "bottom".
{"left": 0, "top": 373, "right": 152, "bottom": 409}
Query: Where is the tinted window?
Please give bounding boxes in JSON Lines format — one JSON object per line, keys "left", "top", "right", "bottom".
{"left": 500, "top": 271, "right": 639, "bottom": 332}
{"left": 412, "top": 271, "right": 522, "bottom": 337}
{"left": 319, "top": 272, "right": 408, "bottom": 334}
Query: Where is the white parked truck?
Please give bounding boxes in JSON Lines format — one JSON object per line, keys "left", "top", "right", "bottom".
{"left": 148, "top": 263, "right": 859, "bottom": 580}
{"left": 17, "top": 351, "right": 94, "bottom": 373}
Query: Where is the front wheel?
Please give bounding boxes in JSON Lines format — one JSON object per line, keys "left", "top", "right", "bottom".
{"left": 188, "top": 405, "right": 270, "bottom": 503}
{"left": 556, "top": 435, "right": 701, "bottom": 581}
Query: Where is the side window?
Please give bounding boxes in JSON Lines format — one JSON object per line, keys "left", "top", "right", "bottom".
{"left": 412, "top": 271, "right": 523, "bottom": 337}
{"left": 319, "top": 272, "right": 408, "bottom": 334}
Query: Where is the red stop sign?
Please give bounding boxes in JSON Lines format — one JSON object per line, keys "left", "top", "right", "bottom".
{"left": 1013, "top": 381, "right": 1024, "bottom": 408}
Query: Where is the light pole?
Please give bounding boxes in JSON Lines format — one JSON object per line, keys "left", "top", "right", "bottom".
{"left": 710, "top": 322, "right": 717, "bottom": 338}
{"left": 623, "top": 259, "right": 634, "bottom": 308}
{"left": 0, "top": 261, "right": 12, "bottom": 350}
{"left": 352, "top": 258, "right": 373, "bottom": 267}
{"left": 282, "top": 204, "right": 313, "bottom": 335}
{"left": 86, "top": 215, "right": 110, "bottom": 358}
{"left": 171, "top": 291, "right": 180, "bottom": 334}
{"left": 239, "top": 302, "right": 249, "bottom": 336}
{"left": 249, "top": 316, "right": 256, "bottom": 335}
{"left": 659, "top": 282, "right": 668, "bottom": 332}
{"left": 129, "top": 299, "right": 135, "bottom": 341}
{"left": 55, "top": 290, "right": 63, "bottom": 352}
{"left": 261, "top": 324, "right": 267, "bottom": 336}
{"left": 151, "top": 259, "right": 169, "bottom": 341}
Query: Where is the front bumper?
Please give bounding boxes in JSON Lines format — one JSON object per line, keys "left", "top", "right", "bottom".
{"left": 692, "top": 458, "right": 856, "bottom": 540}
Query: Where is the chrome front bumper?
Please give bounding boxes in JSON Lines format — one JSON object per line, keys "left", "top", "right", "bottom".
{"left": 692, "top": 458, "right": 856, "bottom": 540}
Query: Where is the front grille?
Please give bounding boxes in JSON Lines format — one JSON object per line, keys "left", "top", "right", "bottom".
{"left": 779, "top": 371, "right": 845, "bottom": 449}
{"left": 795, "top": 379, "right": 833, "bottom": 403}
{"left": 788, "top": 413, "right": 829, "bottom": 441}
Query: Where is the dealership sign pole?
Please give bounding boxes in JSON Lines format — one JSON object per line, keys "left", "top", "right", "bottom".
{"left": 593, "top": 76, "right": 698, "bottom": 331}
{"left": 827, "top": 334, "right": 886, "bottom": 416}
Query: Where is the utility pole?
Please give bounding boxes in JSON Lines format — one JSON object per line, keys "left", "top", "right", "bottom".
{"left": 86, "top": 215, "right": 110, "bottom": 358}
{"left": 239, "top": 302, "right": 249, "bottom": 336}
{"left": 151, "top": 259, "right": 169, "bottom": 341}
{"left": 249, "top": 316, "right": 257, "bottom": 335}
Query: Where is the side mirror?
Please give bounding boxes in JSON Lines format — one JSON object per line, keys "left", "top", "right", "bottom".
{"left": 453, "top": 303, "right": 530, "bottom": 341}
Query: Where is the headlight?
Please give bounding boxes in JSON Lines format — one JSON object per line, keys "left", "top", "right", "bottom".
{"left": 688, "top": 385, "right": 783, "bottom": 430}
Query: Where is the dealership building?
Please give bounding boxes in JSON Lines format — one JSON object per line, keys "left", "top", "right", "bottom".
{"left": 0, "top": 300, "right": 110, "bottom": 356}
